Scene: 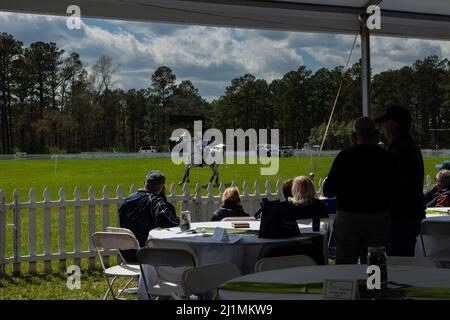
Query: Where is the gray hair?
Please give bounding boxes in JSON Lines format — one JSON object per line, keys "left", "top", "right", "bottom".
{"left": 437, "top": 169, "right": 450, "bottom": 189}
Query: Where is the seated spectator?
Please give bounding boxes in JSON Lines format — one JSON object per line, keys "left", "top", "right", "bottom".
{"left": 424, "top": 169, "right": 450, "bottom": 207}
{"left": 211, "top": 187, "right": 249, "bottom": 221}
{"left": 119, "top": 170, "right": 180, "bottom": 262}
{"left": 288, "top": 176, "right": 328, "bottom": 220}
{"left": 282, "top": 178, "right": 294, "bottom": 200}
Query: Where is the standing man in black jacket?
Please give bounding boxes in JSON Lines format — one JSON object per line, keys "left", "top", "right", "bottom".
{"left": 375, "top": 105, "right": 426, "bottom": 257}
{"left": 119, "top": 171, "right": 180, "bottom": 261}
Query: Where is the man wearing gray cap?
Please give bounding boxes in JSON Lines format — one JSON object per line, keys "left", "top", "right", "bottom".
{"left": 119, "top": 170, "right": 180, "bottom": 261}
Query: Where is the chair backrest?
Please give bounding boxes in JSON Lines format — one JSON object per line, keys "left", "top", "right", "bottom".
{"left": 259, "top": 242, "right": 324, "bottom": 265}
{"left": 105, "top": 227, "right": 135, "bottom": 236}
{"left": 146, "top": 239, "right": 197, "bottom": 258}
{"left": 387, "top": 256, "right": 440, "bottom": 268}
{"left": 137, "top": 247, "right": 196, "bottom": 269}
{"left": 182, "top": 262, "right": 241, "bottom": 299}
{"left": 421, "top": 220, "right": 450, "bottom": 237}
{"left": 255, "top": 254, "right": 317, "bottom": 273}
{"left": 92, "top": 231, "right": 140, "bottom": 251}
{"left": 221, "top": 216, "right": 256, "bottom": 221}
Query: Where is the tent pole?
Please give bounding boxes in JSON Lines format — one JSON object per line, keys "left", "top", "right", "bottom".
{"left": 360, "top": 18, "right": 371, "bottom": 117}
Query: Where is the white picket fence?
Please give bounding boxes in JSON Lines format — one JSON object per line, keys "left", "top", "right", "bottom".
{"left": 0, "top": 176, "right": 434, "bottom": 276}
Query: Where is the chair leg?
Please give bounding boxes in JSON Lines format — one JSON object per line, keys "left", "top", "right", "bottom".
{"left": 117, "top": 277, "right": 135, "bottom": 298}
{"left": 103, "top": 276, "right": 118, "bottom": 300}
{"left": 420, "top": 234, "right": 427, "bottom": 257}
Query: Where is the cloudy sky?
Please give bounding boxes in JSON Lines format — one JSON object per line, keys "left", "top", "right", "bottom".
{"left": 1, "top": 11, "right": 449, "bottom": 100}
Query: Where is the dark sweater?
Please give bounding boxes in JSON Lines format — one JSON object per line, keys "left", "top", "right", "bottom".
{"left": 210, "top": 205, "right": 249, "bottom": 221}
{"left": 323, "top": 144, "right": 395, "bottom": 214}
{"left": 288, "top": 198, "right": 329, "bottom": 220}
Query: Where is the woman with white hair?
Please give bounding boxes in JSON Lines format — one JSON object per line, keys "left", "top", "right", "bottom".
{"left": 425, "top": 169, "right": 450, "bottom": 207}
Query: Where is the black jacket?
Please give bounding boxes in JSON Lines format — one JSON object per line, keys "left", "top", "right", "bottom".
{"left": 210, "top": 205, "right": 249, "bottom": 221}
{"left": 424, "top": 187, "right": 450, "bottom": 207}
{"left": 323, "top": 144, "right": 395, "bottom": 213}
{"left": 119, "top": 190, "right": 180, "bottom": 247}
{"left": 387, "top": 134, "right": 426, "bottom": 221}
{"left": 287, "top": 198, "right": 329, "bottom": 220}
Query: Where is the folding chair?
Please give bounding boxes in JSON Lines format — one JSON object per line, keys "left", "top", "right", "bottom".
{"left": 387, "top": 256, "right": 441, "bottom": 268}
{"left": 420, "top": 219, "right": 450, "bottom": 267}
{"left": 221, "top": 216, "right": 256, "bottom": 221}
{"left": 181, "top": 262, "right": 241, "bottom": 300}
{"left": 255, "top": 254, "right": 317, "bottom": 272}
{"left": 137, "top": 247, "right": 196, "bottom": 300}
{"left": 105, "top": 227, "right": 135, "bottom": 236}
{"left": 92, "top": 232, "right": 141, "bottom": 300}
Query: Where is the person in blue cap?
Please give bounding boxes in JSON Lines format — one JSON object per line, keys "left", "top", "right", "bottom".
{"left": 118, "top": 170, "right": 180, "bottom": 262}
{"left": 375, "top": 105, "right": 425, "bottom": 257}
{"left": 424, "top": 161, "right": 450, "bottom": 207}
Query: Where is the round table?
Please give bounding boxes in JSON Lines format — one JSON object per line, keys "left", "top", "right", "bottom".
{"left": 415, "top": 213, "right": 450, "bottom": 258}
{"left": 217, "top": 264, "right": 450, "bottom": 300}
{"left": 138, "top": 221, "right": 326, "bottom": 300}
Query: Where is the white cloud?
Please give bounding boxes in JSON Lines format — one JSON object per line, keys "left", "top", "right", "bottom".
{"left": 1, "top": 11, "right": 450, "bottom": 100}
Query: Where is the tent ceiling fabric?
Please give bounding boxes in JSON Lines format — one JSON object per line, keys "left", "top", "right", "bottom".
{"left": 1, "top": 0, "right": 450, "bottom": 40}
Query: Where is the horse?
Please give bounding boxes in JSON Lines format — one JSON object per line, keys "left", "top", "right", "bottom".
{"left": 178, "top": 146, "right": 220, "bottom": 186}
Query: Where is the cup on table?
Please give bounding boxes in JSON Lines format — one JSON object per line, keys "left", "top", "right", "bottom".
{"left": 180, "top": 211, "right": 191, "bottom": 232}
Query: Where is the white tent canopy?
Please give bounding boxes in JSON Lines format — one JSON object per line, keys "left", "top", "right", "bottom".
{"left": 2, "top": 0, "right": 450, "bottom": 116}
{"left": 1, "top": 0, "right": 450, "bottom": 40}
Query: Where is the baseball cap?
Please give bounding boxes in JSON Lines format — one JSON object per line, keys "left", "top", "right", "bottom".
{"left": 145, "top": 170, "right": 166, "bottom": 187}
{"left": 374, "top": 105, "right": 412, "bottom": 126}
{"left": 436, "top": 160, "right": 450, "bottom": 170}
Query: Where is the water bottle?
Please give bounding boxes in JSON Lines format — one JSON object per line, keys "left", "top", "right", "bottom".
{"left": 367, "top": 246, "right": 387, "bottom": 290}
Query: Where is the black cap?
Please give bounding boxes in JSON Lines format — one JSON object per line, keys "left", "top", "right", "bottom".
{"left": 374, "top": 105, "right": 412, "bottom": 126}
{"left": 145, "top": 170, "right": 165, "bottom": 190}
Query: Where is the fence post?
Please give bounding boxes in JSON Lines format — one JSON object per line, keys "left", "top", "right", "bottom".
{"left": 0, "top": 190, "right": 6, "bottom": 277}
{"left": 87, "top": 187, "right": 96, "bottom": 270}
{"left": 102, "top": 186, "right": 110, "bottom": 268}
{"left": 73, "top": 186, "right": 82, "bottom": 267}
{"left": 28, "top": 188, "right": 37, "bottom": 274}
{"left": 116, "top": 185, "right": 124, "bottom": 227}
{"left": 12, "top": 189, "right": 21, "bottom": 275}
{"left": 43, "top": 188, "right": 52, "bottom": 273}
{"left": 58, "top": 187, "right": 67, "bottom": 273}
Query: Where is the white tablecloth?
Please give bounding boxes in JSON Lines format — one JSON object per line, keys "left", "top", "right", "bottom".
{"left": 415, "top": 212, "right": 450, "bottom": 257}
{"left": 138, "top": 221, "right": 327, "bottom": 300}
{"left": 218, "top": 264, "right": 450, "bottom": 300}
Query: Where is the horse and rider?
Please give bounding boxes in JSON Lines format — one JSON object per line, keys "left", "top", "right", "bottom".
{"left": 173, "top": 133, "right": 222, "bottom": 186}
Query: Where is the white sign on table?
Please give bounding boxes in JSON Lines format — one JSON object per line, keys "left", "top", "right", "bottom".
{"left": 213, "top": 227, "right": 230, "bottom": 241}
{"left": 323, "top": 279, "right": 358, "bottom": 300}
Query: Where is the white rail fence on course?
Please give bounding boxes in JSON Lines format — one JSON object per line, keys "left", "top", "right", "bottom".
{"left": 0, "top": 176, "right": 434, "bottom": 276}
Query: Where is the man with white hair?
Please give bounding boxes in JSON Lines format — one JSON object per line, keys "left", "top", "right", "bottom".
{"left": 424, "top": 169, "right": 450, "bottom": 207}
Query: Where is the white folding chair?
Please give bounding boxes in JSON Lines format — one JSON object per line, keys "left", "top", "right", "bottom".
{"left": 91, "top": 232, "right": 141, "bottom": 300}
{"left": 137, "top": 247, "right": 196, "bottom": 300}
{"left": 221, "top": 216, "right": 256, "bottom": 221}
{"left": 181, "top": 262, "right": 241, "bottom": 300}
{"left": 255, "top": 254, "right": 317, "bottom": 273}
{"left": 105, "top": 227, "right": 135, "bottom": 236}
{"left": 387, "top": 256, "right": 441, "bottom": 268}
{"left": 420, "top": 219, "right": 450, "bottom": 267}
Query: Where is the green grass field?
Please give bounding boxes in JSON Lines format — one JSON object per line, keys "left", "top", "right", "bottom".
{"left": 0, "top": 155, "right": 447, "bottom": 299}
{"left": 0, "top": 156, "right": 445, "bottom": 202}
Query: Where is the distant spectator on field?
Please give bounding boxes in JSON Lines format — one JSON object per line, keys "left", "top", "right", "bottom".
{"left": 211, "top": 187, "right": 249, "bottom": 221}
{"left": 282, "top": 178, "right": 294, "bottom": 200}
{"left": 119, "top": 170, "right": 180, "bottom": 262}
{"left": 424, "top": 169, "right": 450, "bottom": 208}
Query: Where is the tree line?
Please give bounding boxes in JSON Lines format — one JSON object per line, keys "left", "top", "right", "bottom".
{"left": 1, "top": 32, "right": 449, "bottom": 154}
